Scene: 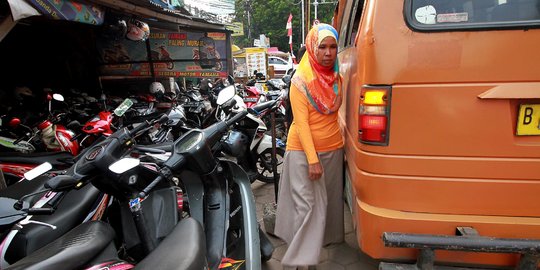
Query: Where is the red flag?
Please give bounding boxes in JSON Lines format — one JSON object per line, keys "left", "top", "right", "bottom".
{"left": 286, "top": 13, "right": 293, "bottom": 37}
{"left": 286, "top": 13, "right": 294, "bottom": 54}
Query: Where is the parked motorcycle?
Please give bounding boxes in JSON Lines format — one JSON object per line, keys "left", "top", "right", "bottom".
{"left": 0, "top": 117, "right": 36, "bottom": 154}
{"left": 179, "top": 85, "right": 214, "bottom": 128}
{"left": 34, "top": 93, "right": 80, "bottom": 155}
{"left": 0, "top": 163, "right": 109, "bottom": 267}
{"left": 0, "top": 165, "right": 202, "bottom": 270}
{"left": 0, "top": 94, "right": 79, "bottom": 186}
{"left": 217, "top": 86, "right": 285, "bottom": 183}
{"left": 73, "top": 97, "right": 133, "bottom": 148}
{"left": 0, "top": 89, "right": 272, "bottom": 269}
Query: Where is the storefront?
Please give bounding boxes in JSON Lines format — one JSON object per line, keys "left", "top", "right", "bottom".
{"left": 0, "top": 0, "right": 231, "bottom": 98}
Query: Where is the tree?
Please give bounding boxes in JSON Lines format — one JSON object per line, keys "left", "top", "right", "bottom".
{"left": 233, "top": 0, "right": 336, "bottom": 54}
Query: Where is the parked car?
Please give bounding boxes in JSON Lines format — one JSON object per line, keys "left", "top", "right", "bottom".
{"left": 268, "top": 56, "right": 296, "bottom": 77}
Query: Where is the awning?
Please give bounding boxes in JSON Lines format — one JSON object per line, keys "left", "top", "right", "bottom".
{"left": 89, "top": 0, "right": 227, "bottom": 31}
{"left": 6, "top": 0, "right": 228, "bottom": 31}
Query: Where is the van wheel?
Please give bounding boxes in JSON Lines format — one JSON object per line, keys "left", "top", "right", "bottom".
{"left": 256, "top": 148, "right": 285, "bottom": 183}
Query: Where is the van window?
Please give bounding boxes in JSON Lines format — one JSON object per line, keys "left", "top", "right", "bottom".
{"left": 339, "top": 0, "right": 365, "bottom": 48}
{"left": 347, "top": 0, "right": 365, "bottom": 46}
{"left": 406, "top": 0, "right": 540, "bottom": 31}
{"left": 338, "top": 0, "right": 355, "bottom": 49}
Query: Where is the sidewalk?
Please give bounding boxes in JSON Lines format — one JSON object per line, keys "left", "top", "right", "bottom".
{"left": 251, "top": 181, "right": 379, "bottom": 270}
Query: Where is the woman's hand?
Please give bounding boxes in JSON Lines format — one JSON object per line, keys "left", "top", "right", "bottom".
{"left": 308, "top": 162, "right": 324, "bottom": 180}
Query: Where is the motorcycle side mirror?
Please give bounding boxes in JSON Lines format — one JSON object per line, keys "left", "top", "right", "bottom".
{"left": 216, "top": 85, "right": 236, "bottom": 106}
{"left": 8, "top": 118, "right": 21, "bottom": 128}
{"left": 109, "top": 158, "right": 140, "bottom": 174}
{"left": 52, "top": 94, "right": 64, "bottom": 102}
{"left": 45, "top": 175, "right": 79, "bottom": 191}
{"left": 24, "top": 162, "right": 52, "bottom": 180}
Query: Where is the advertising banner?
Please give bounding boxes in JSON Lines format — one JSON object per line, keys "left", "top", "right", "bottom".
{"left": 98, "top": 29, "right": 229, "bottom": 78}
{"left": 26, "top": 0, "right": 105, "bottom": 25}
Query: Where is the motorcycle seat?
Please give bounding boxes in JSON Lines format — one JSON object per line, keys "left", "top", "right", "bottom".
{"left": 4, "top": 220, "right": 116, "bottom": 270}
{"left": 135, "top": 217, "right": 206, "bottom": 270}
{"left": 4, "top": 183, "right": 102, "bottom": 264}
{"left": 0, "top": 151, "right": 74, "bottom": 167}
{"left": 251, "top": 100, "right": 278, "bottom": 114}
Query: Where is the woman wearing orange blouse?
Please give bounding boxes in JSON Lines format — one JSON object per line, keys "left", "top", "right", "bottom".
{"left": 275, "top": 23, "right": 343, "bottom": 270}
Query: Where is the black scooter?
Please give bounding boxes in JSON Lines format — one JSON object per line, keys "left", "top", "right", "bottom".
{"left": 0, "top": 87, "right": 273, "bottom": 269}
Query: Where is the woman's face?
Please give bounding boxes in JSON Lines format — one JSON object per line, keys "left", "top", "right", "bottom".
{"left": 316, "top": 36, "right": 338, "bottom": 67}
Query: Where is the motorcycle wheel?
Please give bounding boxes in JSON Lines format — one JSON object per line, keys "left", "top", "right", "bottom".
{"left": 256, "top": 147, "right": 285, "bottom": 183}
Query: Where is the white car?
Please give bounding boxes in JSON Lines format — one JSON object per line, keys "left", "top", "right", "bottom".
{"left": 268, "top": 56, "right": 296, "bottom": 77}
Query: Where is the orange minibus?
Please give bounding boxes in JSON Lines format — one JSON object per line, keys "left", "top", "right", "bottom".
{"left": 334, "top": 0, "right": 540, "bottom": 268}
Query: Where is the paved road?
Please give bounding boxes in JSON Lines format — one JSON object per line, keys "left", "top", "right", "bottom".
{"left": 252, "top": 181, "right": 379, "bottom": 270}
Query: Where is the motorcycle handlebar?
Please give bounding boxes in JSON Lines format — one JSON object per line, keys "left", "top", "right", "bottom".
{"left": 139, "top": 175, "right": 163, "bottom": 198}
{"left": 26, "top": 208, "right": 55, "bottom": 215}
{"left": 128, "top": 114, "right": 168, "bottom": 137}
{"left": 138, "top": 166, "right": 173, "bottom": 198}
{"left": 225, "top": 110, "right": 248, "bottom": 127}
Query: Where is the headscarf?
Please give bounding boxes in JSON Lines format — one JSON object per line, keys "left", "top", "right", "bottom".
{"left": 291, "top": 23, "right": 341, "bottom": 114}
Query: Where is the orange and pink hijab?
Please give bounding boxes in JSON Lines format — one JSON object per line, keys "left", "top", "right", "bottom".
{"left": 291, "top": 23, "right": 341, "bottom": 114}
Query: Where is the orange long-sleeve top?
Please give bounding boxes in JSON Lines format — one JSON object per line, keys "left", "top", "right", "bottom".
{"left": 286, "top": 84, "right": 343, "bottom": 164}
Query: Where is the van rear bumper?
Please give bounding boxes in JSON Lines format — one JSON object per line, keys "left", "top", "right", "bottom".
{"left": 380, "top": 231, "right": 540, "bottom": 270}
{"left": 355, "top": 199, "right": 540, "bottom": 268}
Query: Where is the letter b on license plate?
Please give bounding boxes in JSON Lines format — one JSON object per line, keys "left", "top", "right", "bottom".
{"left": 516, "top": 104, "right": 540, "bottom": 135}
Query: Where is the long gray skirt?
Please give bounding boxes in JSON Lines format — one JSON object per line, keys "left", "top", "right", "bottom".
{"left": 275, "top": 149, "right": 344, "bottom": 266}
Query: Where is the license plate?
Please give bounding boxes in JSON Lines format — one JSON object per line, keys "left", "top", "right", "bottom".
{"left": 516, "top": 104, "right": 540, "bottom": 135}
{"left": 244, "top": 97, "right": 258, "bottom": 102}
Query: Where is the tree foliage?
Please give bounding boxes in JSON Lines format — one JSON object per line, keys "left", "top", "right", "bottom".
{"left": 233, "top": 0, "right": 336, "bottom": 54}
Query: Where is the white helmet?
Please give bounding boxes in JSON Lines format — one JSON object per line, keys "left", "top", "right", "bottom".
{"left": 150, "top": 82, "right": 165, "bottom": 94}
{"left": 126, "top": 19, "right": 150, "bottom": 41}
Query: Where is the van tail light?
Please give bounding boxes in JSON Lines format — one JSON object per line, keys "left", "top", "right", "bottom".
{"left": 359, "top": 85, "right": 391, "bottom": 145}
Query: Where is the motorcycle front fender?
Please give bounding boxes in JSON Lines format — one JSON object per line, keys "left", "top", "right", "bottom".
{"left": 221, "top": 160, "right": 261, "bottom": 270}
{"left": 55, "top": 128, "right": 79, "bottom": 155}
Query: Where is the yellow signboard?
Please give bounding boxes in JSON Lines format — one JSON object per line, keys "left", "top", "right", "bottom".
{"left": 208, "top": 32, "right": 226, "bottom": 41}
{"left": 226, "top": 22, "right": 244, "bottom": 37}
{"left": 245, "top": 47, "right": 267, "bottom": 77}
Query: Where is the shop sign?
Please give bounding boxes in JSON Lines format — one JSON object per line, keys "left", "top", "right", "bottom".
{"left": 97, "top": 29, "right": 229, "bottom": 78}
{"left": 226, "top": 22, "right": 244, "bottom": 37}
